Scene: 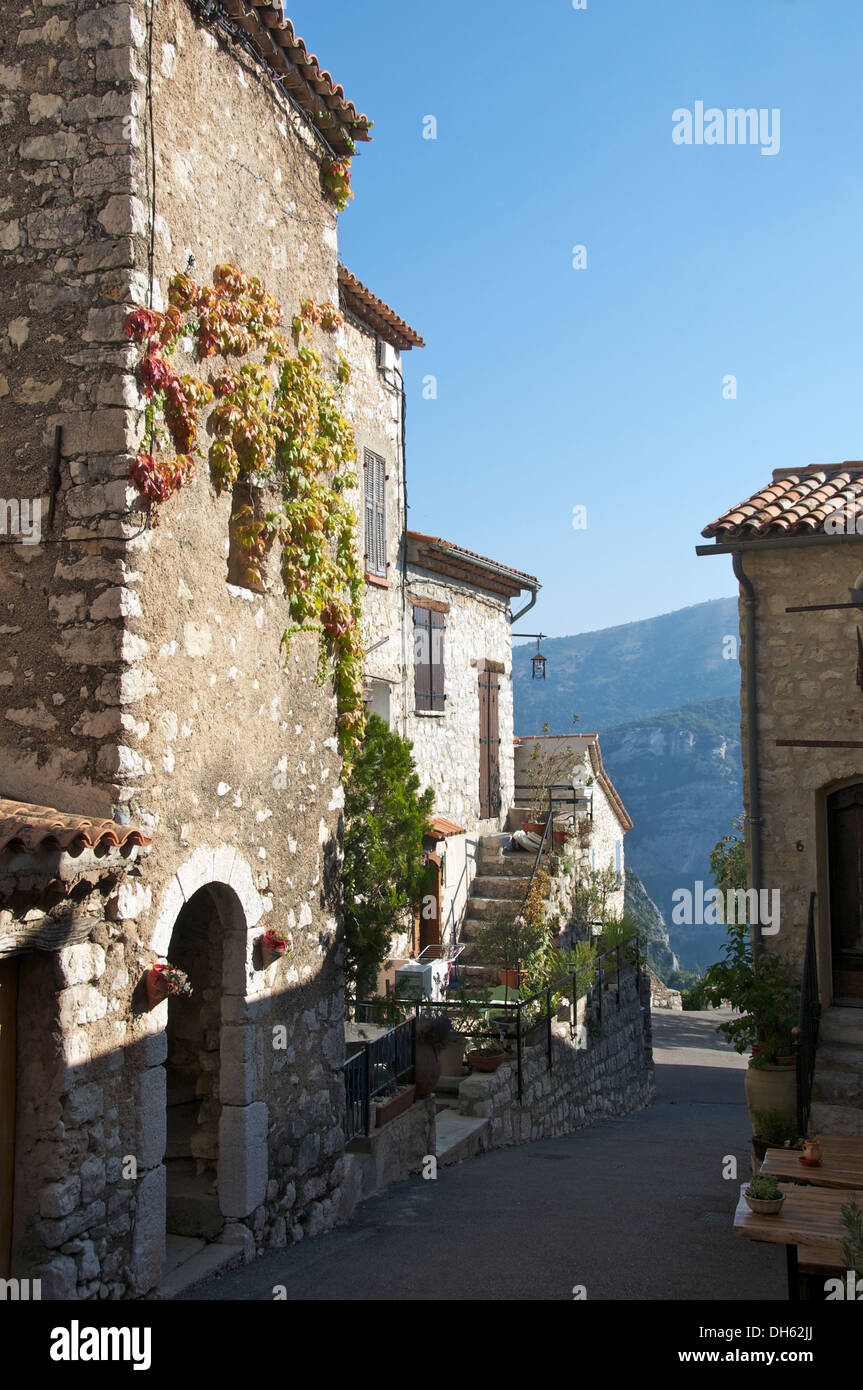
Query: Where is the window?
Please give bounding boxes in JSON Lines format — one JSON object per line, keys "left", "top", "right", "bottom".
{"left": 363, "top": 450, "right": 386, "bottom": 577}
{"left": 413, "top": 605, "right": 445, "bottom": 711}
{"left": 615, "top": 839, "right": 622, "bottom": 874}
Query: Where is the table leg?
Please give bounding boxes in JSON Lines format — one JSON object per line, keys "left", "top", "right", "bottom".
{"left": 786, "top": 1244, "right": 799, "bottom": 1302}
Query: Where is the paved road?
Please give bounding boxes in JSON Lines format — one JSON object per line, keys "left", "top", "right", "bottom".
{"left": 184, "top": 1009, "right": 786, "bottom": 1301}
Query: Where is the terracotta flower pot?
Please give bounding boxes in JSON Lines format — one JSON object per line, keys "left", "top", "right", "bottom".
{"left": 413, "top": 1039, "right": 441, "bottom": 1098}
{"left": 145, "top": 966, "right": 170, "bottom": 1009}
{"left": 465, "top": 1048, "right": 508, "bottom": 1073}
{"left": 800, "top": 1139, "right": 823, "bottom": 1167}
{"left": 744, "top": 1062, "right": 797, "bottom": 1132}
{"left": 260, "top": 932, "right": 288, "bottom": 968}
{"left": 523, "top": 820, "right": 546, "bottom": 836}
{"left": 375, "top": 1084, "right": 416, "bottom": 1128}
{"left": 438, "top": 1037, "right": 467, "bottom": 1077}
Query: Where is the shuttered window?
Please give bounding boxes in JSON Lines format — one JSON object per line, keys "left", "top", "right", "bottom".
{"left": 363, "top": 450, "right": 386, "bottom": 577}
{"left": 414, "top": 606, "right": 445, "bottom": 711}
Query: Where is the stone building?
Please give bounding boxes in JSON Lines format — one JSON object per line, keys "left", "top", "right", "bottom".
{"left": 0, "top": 0, "right": 375, "bottom": 1297}
{"left": 700, "top": 463, "right": 863, "bottom": 1132}
{"left": 513, "top": 732, "right": 632, "bottom": 922}
{"left": 338, "top": 270, "right": 540, "bottom": 957}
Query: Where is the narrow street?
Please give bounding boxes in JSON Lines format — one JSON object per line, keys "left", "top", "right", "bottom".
{"left": 183, "top": 1010, "right": 785, "bottom": 1302}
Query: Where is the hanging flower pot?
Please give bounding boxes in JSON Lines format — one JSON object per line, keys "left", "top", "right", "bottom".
{"left": 145, "top": 961, "right": 192, "bottom": 1009}
{"left": 260, "top": 928, "right": 291, "bottom": 968}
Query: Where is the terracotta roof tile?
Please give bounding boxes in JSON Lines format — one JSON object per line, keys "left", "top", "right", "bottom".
{"left": 0, "top": 799, "right": 150, "bottom": 855}
{"left": 201, "top": 3, "right": 372, "bottom": 156}
{"left": 702, "top": 467, "right": 863, "bottom": 539}
{"left": 338, "top": 266, "right": 424, "bottom": 350}
{"left": 427, "top": 815, "right": 466, "bottom": 838}
{"left": 407, "top": 530, "right": 538, "bottom": 593}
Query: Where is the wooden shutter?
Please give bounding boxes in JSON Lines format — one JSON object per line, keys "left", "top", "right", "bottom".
{"left": 0, "top": 958, "right": 17, "bottom": 1278}
{"left": 430, "top": 610, "right": 445, "bottom": 711}
{"left": 414, "top": 605, "right": 432, "bottom": 710}
{"left": 479, "top": 667, "right": 501, "bottom": 818}
{"left": 364, "top": 450, "right": 386, "bottom": 576}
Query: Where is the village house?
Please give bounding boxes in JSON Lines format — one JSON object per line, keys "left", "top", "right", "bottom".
{"left": 700, "top": 462, "right": 863, "bottom": 1133}
{"left": 0, "top": 0, "right": 380, "bottom": 1298}
{"left": 337, "top": 269, "right": 541, "bottom": 966}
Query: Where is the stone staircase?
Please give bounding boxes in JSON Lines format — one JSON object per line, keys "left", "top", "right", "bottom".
{"left": 810, "top": 1007, "right": 863, "bottom": 1136}
{"left": 456, "top": 832, "right": 537, "bottom": 986}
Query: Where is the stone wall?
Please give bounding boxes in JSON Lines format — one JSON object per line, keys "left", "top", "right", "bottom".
{"left": 737, "top": 539, "right": 863, "bottom": 990}
{"left": 456, "top": 969, "right": 654, "bottom": 1147}
{"left": 1, "top": 0, "right": 353, "bottom": 1298}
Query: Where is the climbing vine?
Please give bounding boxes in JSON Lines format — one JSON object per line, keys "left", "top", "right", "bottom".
{"left": 124, "top": 264, "right": 366, "bottom": 763}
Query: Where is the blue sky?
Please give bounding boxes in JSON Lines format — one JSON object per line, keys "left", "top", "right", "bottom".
{"left": 289, "top": 0, "right": 863, "bottom": 637}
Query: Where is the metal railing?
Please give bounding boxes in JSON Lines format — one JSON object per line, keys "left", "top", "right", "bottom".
{"left": 795, "top": 891, "right": 820, "bottom": 1137}
{"left": 414, "top": 935, "right": 641, "bottom": 1100}
{"left": 342, "top": 1013, "right": 416, "bottom": 1143}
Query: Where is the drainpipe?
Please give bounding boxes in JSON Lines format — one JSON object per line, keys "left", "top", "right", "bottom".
{"left": 510, "top": 586, "right": 538, "bottom": 626}
{"left": 733, "top": 550, "right": 764, "bottom": 958}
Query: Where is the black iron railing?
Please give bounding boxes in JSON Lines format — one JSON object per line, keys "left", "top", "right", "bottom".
{"left": 342, "top": 1014, "right": 416, "bottom": 1143}
{"left": 795, "top": 891, "right": 820, "bottom": 1137}
{"left": 413, "top": 935, "right": 640, "bottom": 1100}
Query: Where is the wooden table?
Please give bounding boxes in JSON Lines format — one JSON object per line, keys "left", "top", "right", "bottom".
{"left": 760, "top": 1136, "right": 863, "bottom": 1190}
{"left": 734, "top": 1182, "right": 859, "bottom": 1298}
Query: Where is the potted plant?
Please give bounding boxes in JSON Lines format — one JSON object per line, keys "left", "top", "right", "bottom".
{"left": 374, "top": 1082, "right": 417, "bottom": 1128}
{"left": 749, "top": 1107, "right": 802, "bottom": 1173}
{"left": 145, "top": 960, "right": 193, "bottom": 1008}
{"left": 472, "top": 911, "right": 546, "bottom": 1006}
{"left": 744, "top": 1175, "right": 786, "bottom": 1216}
{"left": 700, "top": 917, "right": 799, "bottom": 1131}
{"left": 414, "top": 1012, "right": 456, "bottom": 1097}
{"left": 521, "top": 726, "right": 579, "bottom": 833}
{"left": 464, "top": 1040, "right": 510, "bottom": 1072}
{"left": 260, "top": 926, "right": 291, "bottom": 968}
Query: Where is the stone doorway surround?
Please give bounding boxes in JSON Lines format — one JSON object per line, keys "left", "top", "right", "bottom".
{"left": 141, "top": 847, "right": 272, "bottom": 1290}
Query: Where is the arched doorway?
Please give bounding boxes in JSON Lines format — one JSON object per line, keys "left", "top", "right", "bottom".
{"left": 163, "top": 885, "right": 232, "bottom": 1242}
{"left": 827, "top": 783, "right": 863, "bottom": 1006}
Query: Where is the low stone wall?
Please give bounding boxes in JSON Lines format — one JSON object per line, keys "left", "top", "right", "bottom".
{"left": 337, "top": 1096, "right": 435, "bottom": 1217}
{"left": 646, "top": 966, "right": 683, "bottom": 1011}
{"left": 456, "top": 969, "right": 654, "bottom": 1148}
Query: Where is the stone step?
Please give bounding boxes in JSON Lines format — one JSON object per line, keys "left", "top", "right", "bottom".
{"left": 464, "top": 897, "right": 521, "bottom": 922}
{"left": 476, "top": 854, "right": 537, "bottom": 877}
{"left": 165, "top": 1161, "right": 224, "bottom": 1240}
{"left": 809, "top": 1101, "right": 863, "bottom": 1136}
{"left": 819, "top": 1008, "right": 863, "bottom": 1047}
{"left": 814, "top": 1042, "right": 863, "bottom": 1074}
{"left": 459, "top": 918, "right": 489, "bottom": 942}
{"left": 477, "top": 833, "right": 512, "bottom": 853}
{"left": 470, "top": 876, "right": 530, "bottom": 900}
{"left": 152, "top": 1241, "right": 243, "bottom": 1300}
{"left": 434, "top": 1110, "right": 490, "bottom": 1166}
{"left": 812, "top": 1068, "right": 863, "bottom": 1107}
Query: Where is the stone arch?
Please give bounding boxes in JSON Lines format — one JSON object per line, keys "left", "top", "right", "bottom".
{"left": 149, "top": 851, "right": 271, "bottom": 1268}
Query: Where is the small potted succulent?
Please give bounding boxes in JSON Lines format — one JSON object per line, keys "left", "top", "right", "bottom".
{"left": 260, "top": 926, "right": 292, "bottom": 968}
{"left": 744, "top": 1175, "right": 786, "bottom": 1216}
{"left": 146, "top": 960, "right": 193, "bottom": 1009}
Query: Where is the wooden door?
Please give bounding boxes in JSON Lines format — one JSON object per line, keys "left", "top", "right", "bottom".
{"left": 414, "top": 853, "right": 442, "bottom": 954}
{"left": 479, "top": 669, "right": 501, "bottom": 820}
{"left": 828, "top": 785, "right": 863, "bottom": 1003}
{"left": 0, "top": 957, "right": 18, "bottom": 1277}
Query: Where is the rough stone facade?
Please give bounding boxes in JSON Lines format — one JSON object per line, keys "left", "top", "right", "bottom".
{"left": 735, "top": 538, "right": 863, "bottom": 993}
{"left": 456, "top": 968, "right": 654, "bottom": 1147}
{"left": 1, "top": 0, "right": 357, "bottom": 1297}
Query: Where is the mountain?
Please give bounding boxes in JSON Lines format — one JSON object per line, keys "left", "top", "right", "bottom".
{"left": 512, "top": 599, "right": 744, "bottom": 978}
{"left": 599, "top": 696, "right": 742, "bottom": 975}
{"left": 512, "top": 597, "right": 740, "bottom": 734}
{"left": 624, "top": 868, "right": 677, "bottom": 977}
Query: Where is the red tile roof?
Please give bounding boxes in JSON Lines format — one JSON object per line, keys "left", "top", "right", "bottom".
{"left": 338, "top": 266, "right": 424, "bottom": 350}
{"left": 702, "top": 465, "right": 863, "bottom": 540}
{"left": 0, "top": 799, "right": 150, "bottom": 855}
{"left": 206, "top": 4, "right": 372, "bottom": 157}
{"left": 427, "top": 815, "right": 466, "bottom": 839}
{"left": 407, "top": 531, "right": 538, "bottom": 597}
